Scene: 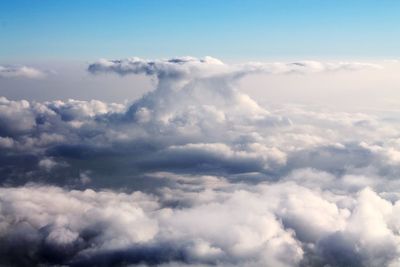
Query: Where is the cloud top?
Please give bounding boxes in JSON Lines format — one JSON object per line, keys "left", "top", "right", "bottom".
{"left": 88, "top": 56, "right": 382, "bottom": 81}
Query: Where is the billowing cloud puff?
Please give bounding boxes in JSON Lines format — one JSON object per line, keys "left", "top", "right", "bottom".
{"left": 0, "top": 56, "right": 398, "bottom": 266}
{"left": 0, "top": 65, "right": 46, "bottom": 79}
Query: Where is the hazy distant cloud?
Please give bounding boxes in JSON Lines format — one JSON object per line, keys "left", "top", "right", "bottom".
{"left": 0, "top": 65, "right": 46, "bottom": 79}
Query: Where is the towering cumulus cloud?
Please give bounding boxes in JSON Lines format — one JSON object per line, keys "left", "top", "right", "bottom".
{"left": 1, "top": 57, "right": 400, "bottom": 267}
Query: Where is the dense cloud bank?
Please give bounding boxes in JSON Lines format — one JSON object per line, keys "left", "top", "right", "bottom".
{"left": 0, "top": 57, "right": 399, "bottom": 266}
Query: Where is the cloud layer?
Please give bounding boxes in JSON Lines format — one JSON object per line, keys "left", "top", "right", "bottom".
{"left": 0, "top": 56, "right": 398, "bottom": 266}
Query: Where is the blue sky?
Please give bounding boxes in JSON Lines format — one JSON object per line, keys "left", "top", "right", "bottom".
{"left": 1, "top": 0, "right": 400, "bottom": 62}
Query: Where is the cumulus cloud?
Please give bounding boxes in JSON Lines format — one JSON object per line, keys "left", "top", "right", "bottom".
{"left": 0, "top": 65, "right": 46, "bottom": 79}
{"left": 0, "top": 56, "right": 398, "bottom": 266}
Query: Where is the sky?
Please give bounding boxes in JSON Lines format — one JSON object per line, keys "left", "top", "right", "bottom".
{"left": 3, "top": 2, "right": 400, "bottom": 267}
{"left": 1, "top": 0, "right": 400, "bottom": 62}
{"left": 2, "top": 0, "right": 400, "bottom": 106}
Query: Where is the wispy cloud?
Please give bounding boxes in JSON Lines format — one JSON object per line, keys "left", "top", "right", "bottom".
{"left": 0, "top": 65, "right": 47, "bottom": 79}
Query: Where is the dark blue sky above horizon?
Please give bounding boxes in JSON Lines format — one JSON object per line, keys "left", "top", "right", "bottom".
{"left": 1, "top": 0, "right": 400, "bottom": 62}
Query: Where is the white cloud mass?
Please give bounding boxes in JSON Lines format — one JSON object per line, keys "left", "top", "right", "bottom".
{"left": 0, "top": 57, "right": 398, "bottom": 267}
